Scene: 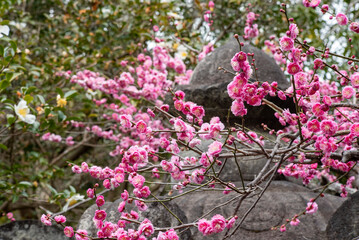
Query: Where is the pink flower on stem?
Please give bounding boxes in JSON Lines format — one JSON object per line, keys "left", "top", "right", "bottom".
{"left": 40, "top": 214, "right": 52, "bottom": 226}
{"left": 131, "top": 174, "right": 145, "bottom": 188}
{"left": 336, "top": 13, "right": 348, "bottom": 25}
{"left": 207, "top": 141, "right": 222, "bottom": 157}
{"left": 287, "top": 62, "right": 301, "bottom": 75}
{"left": 135, "top": 200, "right": 148, "bottom": 211}
{"left": 290, "top": 217, "right": 300, "bottom": 226}
{"left": 138, "top": 219, "right": 154, "bottom": 237}
{"left": 87, "top": 188, "right": 95, "bottom": 198}
{"left": 153, "top": 25, "right": 159, "bottom": 32}
{"left": 321, "top": 4, "right": 329, "bottom": 13}
{"left": 81, "top": 162, "right": 89, "bottom": 173}
{"left": 208, "top": 1, "right": 215, "bottom": 10}
{"left": 136, "top": 120, "right": 147, "bottom": 133}
{"left": 191, "top": 105, "right": 205, "bottom": 119}
{"left": 342, "top": 86, "right": 355, "bottom": 99}
{"left": 350, "top": 72, "right": 359, "bottom": 88}
{"left": 305, "top": 201, "right": 318, "bottom": 214}
{"left": 94, "top": 210, "right": 107, "bottom": 221}
{"left": 303, "top": 0, "right": 321, "bottom": 7}
{"left": 307, "top": 119, "right": 320, "bottom": 133}
{"left": 349, "top": 22, "right": 359, "bottom": 33}
{"left": 121, "top": 189, "right": 129, "bottom": 201}
{"left": 211, "top": 214, "right": 226, "bottom": 233}
{"left": 66, "top": 136, "right": 74, "bottom": 146}
{"left": 288, "top": 23, "right": 299, "bottom": 39}
{"left": 75, "top": 229, "right": 88, "bottom": 240}
{"left": 119, "top": 114, "right": 132, "bottom": 128}
{"left": 320, "top": 120, "right": 338, "bottom": 136}
{"left": 118, "top": 201, "right": 126, "bottom": 213}
{"left": 72, "top": 165, "right": 82, "bottom": 174}
{"left": 6, "top": 212, "right": 13, "bottom": 219}
{"left": 226, "top": 217, "right": 237, "bottom": 229}
{"left": 279, "top": 224, "right": 286, "bottom": 232}
{"left": 174, "top": 100, "right": 184, "bottom": 111}
{"left": 350, "top": 123, "right": 359, "bottom": 136}
{"left": 231, "top": 100, "right": 247, "bottom": 116}
{"left": 64, "top": 226, "right": 74, "bottom": 237}
{"left": 54, "top": 215, "right": 66, "bottom": 224}
{"left": 198, "top": 219, "right": 213, "bottom": 236}
{"left": 96, "top": 195, "right": 105, "bottom": 207}
{"left": 280, "top": 37, "right": 294, "bottom": 51}
{"left": 313, "top": 58, "right": 324, "bottom": 69}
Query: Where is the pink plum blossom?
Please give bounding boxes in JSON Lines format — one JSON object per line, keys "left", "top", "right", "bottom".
{"left": 207, "top": 141, "right": 222, "bottom": 156}
{"left": 64, "top": 226, "right": 74, "bottom": 237}
{"left": 336, "top": 13, "right": 348, "bottom": 25}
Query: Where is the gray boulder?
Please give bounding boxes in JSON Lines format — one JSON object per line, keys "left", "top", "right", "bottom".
{"left": 173, "top": 180, "right": 344, "bottom": 240}
{"left": 174, "top": 38, "right": 294, "bottom": 128}
{"left": 326, "top": 190, "right": 359, "bottom": 240}
{"left": 0, "top": 220, "right": 72, "bottom": 240}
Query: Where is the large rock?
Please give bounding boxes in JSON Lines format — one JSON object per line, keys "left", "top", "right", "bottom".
{"left": 175, "top": 38, "right": 294, "bottom": 128}
{"left": 172, "top": 181, "right": 344, "bottom": 240}
{"left": 0, "top": 220, "right": 72, "bottom": 240}
{"left": 78, "top": 200, "right": 192, "bottom": 239}
{"left": 326, "top": 190, "right": 359, "bottom": 240}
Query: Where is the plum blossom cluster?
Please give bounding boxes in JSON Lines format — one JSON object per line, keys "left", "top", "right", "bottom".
{"left": 203, "top": 1, "right": 215, "bottom": 26}
{"left": 229, "top": 49, "right": 281, "bottom": 117}
{"left": 244, "top": 12, "right": 259, "bottom": 39}
{"left": 41, "top": 195, "right": 180, "bottom": 239}
{"left": 172, "top": 90, "right": 206, "bottom": 124}
{"left": 197, "top": 215, "right": 237, "bottom": 236}
{"left": 198, "top": 43, "right": 214, "bottom": 62}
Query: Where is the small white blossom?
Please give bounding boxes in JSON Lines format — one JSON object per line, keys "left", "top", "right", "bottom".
{"left": 62, "top": 194, "right": 85, "bottom": 211}
{"left": 15, "top": 100, "right": 36, "bottom": 124}
{"left": 0, "top": 25, "right": 9, "bottom": 38}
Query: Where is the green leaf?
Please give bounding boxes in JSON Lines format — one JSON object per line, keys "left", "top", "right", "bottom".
{"left": 0, "top": 180, "right": 6, "bottom": 188}
{"left": 0, "top": 45, "right": 4, "bottom": 57}
{"left": 64, "top": 90, "right": 77, "bottom": 98}
{"left": 12, "top": 194, "right": 19, "bottom": 203}
{"left": 9, "top": 41, "right": 17, "bottom": 53}
{"left": 23, "top": 94, "right": 34, "bottom": 104}
{"left": 69, "top": 185, "right": 76, "bottom": 193}
{"left": 7, "top": 72, "right": 22, "bottom": 82}
{"left": 55, "top": 88, "right": 64, "bottom": 98}
{"left": 0, "top": 79, "right": 10, "bottom": 90}
{"left": 7, "top": 114, "right": 15, "bottom": 125}
{"left": 18, "top": 181, "right": 32, "bottom": 187}
{"left": 58, "top": 110, "right": 66, "bottom": 122}
{"left": 47, "top": 184, "right": 58, "bottom": 195}
{"left": 37, "top": 95, "right": 45, "bottom": 104}
{"left": 25, "top": 86, "right": 37, "bottom": 94}
{"left": 0, "top": 143, "right": 8, "bottom": 151}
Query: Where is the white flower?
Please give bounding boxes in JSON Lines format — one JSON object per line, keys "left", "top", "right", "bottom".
{"left": 175, "top": 44, "right": 188, "bottom": 60}
{"left": 15, "top": 100, "right": 36, "bottom": 124}
{"left": 0, "top": 25, "right": 9, "bottom": 38}
{"left": 167, "top": 12, "right": 183, "bottom": 19}
{"left": 62, "top": 194, "right": 85, "bottom": 211}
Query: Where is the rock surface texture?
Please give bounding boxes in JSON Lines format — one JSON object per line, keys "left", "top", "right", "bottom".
{"left": 173, "top": 181, "right": 344, "bottom": 240}
{"left": 0, "top": 220, "right": 72, "bottom": 240}
{"left": 326, "top": 190, "right": 359, "bottom": 240}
